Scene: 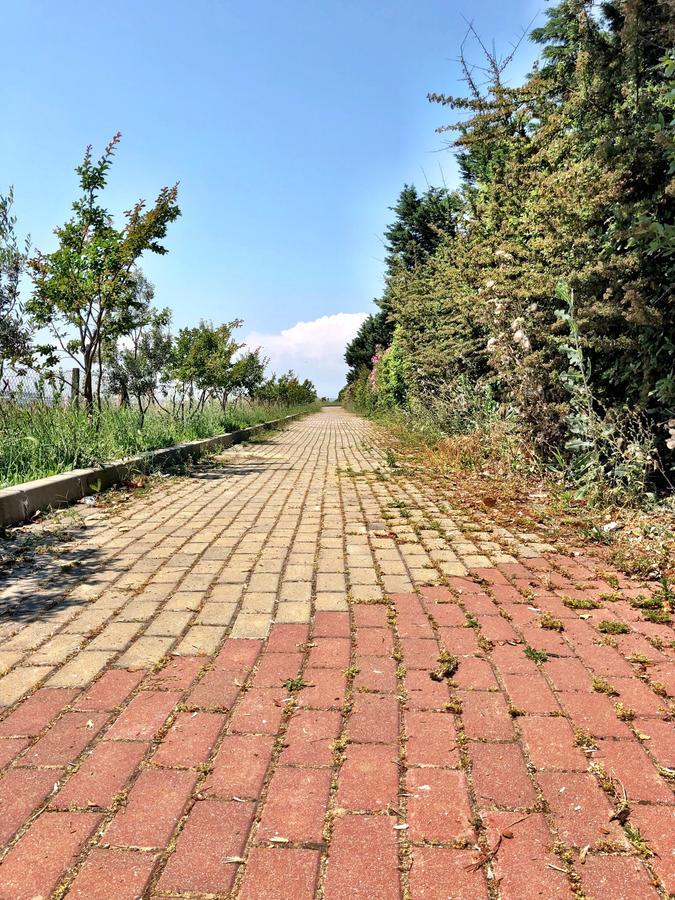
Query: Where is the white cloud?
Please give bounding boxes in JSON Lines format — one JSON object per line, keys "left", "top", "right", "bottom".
{"left": 244, "top": 311, "right": 368, "bottom": 398}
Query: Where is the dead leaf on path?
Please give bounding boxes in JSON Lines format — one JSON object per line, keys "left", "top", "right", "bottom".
{"left": 579, "top": 845, "right": 590, "bottom": 864}
{"left": 224, "top": 856, "right": 245, "bottom": 863}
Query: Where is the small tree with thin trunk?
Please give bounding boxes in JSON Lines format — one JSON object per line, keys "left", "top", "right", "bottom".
{"left": 27, "top": 133, "right": 180, "bottom": 413}
{"left": 106, "top": 273, "right": 172, "bottom": 426}
{"left": 170, "top": 320, "right": 244, "bottom": 411}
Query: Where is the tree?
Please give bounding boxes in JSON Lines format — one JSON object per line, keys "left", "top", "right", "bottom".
{"left": 106, "top": 275, "right": 172, "bottom": 426}
{"left": 257, "top": 371, "right": 317, "bottom": 405}
{"left": 346, "top": 0, "right": 674, "bottom": 481}
{"left": 0, "top": 189, "right": 31, "bottom": 382}
{"left": 27, "top": 134, "right": 180, "bottom": 412}
{"left": 170, "top": 320, "right": 244, "bottom": 410}
{"left": 231, "top": 348, "right": 268, "bottom": 399}
{"left": 344, "top": 311, "right": 393, "bottom": 383}
{"left": 384, "top": 184, "right": 461, "bottom": 272}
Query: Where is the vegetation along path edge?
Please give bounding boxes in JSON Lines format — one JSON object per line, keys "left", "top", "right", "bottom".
{"left": 0, "top": 414, "right": 300, "bottom": 529}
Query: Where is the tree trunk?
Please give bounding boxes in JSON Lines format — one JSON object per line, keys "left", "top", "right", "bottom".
{"left": 82, "top": 356, "right": 94, "bottom": 415}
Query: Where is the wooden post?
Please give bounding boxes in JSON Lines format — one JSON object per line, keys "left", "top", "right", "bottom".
{"left": 71, "top": 368, "right": 80, "bottom": 406}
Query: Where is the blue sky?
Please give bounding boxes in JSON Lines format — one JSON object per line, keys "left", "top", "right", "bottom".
{"left": 2, "top": 0, "right": 543, "bottom": 396}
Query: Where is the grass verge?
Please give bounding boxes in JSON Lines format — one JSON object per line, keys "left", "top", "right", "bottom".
{"left": 0, "top": 401, "right": 320, "bottom": 487}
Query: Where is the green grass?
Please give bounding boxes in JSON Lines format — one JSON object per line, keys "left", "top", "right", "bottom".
{"left": 0, "top": 400, "right": 319, "bottom": 487}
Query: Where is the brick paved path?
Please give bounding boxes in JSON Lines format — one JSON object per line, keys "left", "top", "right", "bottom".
{"left": 0, "top": 408, "right": 672, "bottom": 898}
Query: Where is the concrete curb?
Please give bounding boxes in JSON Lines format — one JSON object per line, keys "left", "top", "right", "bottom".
{"left": 0, "top": 414, "right": 298, "bottom": 528}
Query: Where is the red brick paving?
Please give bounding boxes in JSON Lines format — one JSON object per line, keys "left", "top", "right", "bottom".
{"left": 409, "top": 847, "right": 489, "bottom": 899}
{"left": 54, "top": 739, "right": 147, "bottom": 808}
{"left": 239, "top": 847, "right": 321, "bottom": 899}
{"left": 336, "top": 743, "right": 399, "bottom": 810}
{"left": 157, "top": 798, "right": 255, "bottom": 893}
{"left": 104, "top": 768, "right": 198, "bottom": 848}
{"left": 323, "top": 815, "right": 401, "bottom": 900}
{"left": 0, "top": 561, "right": 672, "bottom": 897}
{"left": 67, "top": 848, "right": 157, "bottom": 899}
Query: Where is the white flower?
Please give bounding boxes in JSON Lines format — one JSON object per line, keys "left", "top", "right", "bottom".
{"left": 513, "top": 329, "right": 531, "bottom": 351}
{"left": 665, "top": 419, "right": 675, "bottom": 450}
{"left": 486, "top": 338, "right": 498, "bottom": 353}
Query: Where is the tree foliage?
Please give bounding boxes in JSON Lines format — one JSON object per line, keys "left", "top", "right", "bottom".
{"left": 27, "top": 134, "right": 181, "bottom": 411}
{"left": 105, "top": 275, "right": 172, "bottom": 425}
{"left": 346, "top": 0, "right": 675, "bottom": 489}
{"left": 0, "top": 189, "right": 31, "bottom": 379}
{"left": 257, "top": 371, "right": 318, "bottom": 406}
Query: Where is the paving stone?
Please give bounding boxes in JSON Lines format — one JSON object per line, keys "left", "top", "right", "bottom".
{"left": 633, "top": 717, "right": 675, "bottom": 767}
{"left": 519, "top": 716, "right": 587, "bottom": 770}
{"left": 239, "top": 848, "right": 320, "bottom": 900}
{"left": 406, "top": 710, "right": 460, "bottom": 766}
{"left": 257, "top": 767, "right": 332, "bottom": 843}
{"left": 453, "top": 655, "right": 499, "bottom": 690}
{"left": 104, "top": 691, "right": 180, "bottom": 741}
{"left": 47, "top": 651, "right": 114, "bottom": 688}
{"left": 115, "top": 636, "right": 174, "bottom": 669}
{"left": 203, "top": 733, "right": 274, "bottom": 798}
{"left": 230, "top": 614, "right": 271, "bottom": 639}
{"left": 310, "top": 615, "right": 347, "bottom": 642}
{"left": 88, "top": 622, "right": 143, "bottom": 651}
{"left": 482, "top": 811, "right": 570, "bottom": 899}
{"left": 32, "top": 633, "right": 83, "bottom": 666}
{"left": 185, "top": 667, "right": 242, "bottom": 710}
{"left": 348, "top": 693, "right": 399, "bottom": 743}
{"left": 157, "top": 799, "right": 254, "bottom": 893}
{"left": 173, "top": 625, "right": 224, "bottom": 656}
{"left": 0, "top": 768, "right": 60, "bottom": 844}
{"left": 67, "top": 848, "right": 158, "bottom": 899}
{"left": 409, "top": 847, "right": 489, "bottom": 899}
{"left": 54, "top": 740, "right": 147, "bottom": 808}
{"left": 104, "top": 768, "right": 197, "bottom": 848}
{"left": 336, "top": 743, "right": 399, "bottom": 810}
{"left": 145, "top": 611, "right": 193, "bottom": 636}
{"left": 299, "top": 668, "right": 347, "bottom": 709}
{"left": 1, "top": 409, "right": 667, "bottom": 896}
{"left": 0, "top": 666, "right": 48, "bottom": 705}
{"left": 558, "top": 691, "right": 633, "bottom": 739}
{"left": 629, "top": 804, "right": 675, "bottom": 893}
{"left": 152, "top": 711, "right": 226, "bottom": 767}
{"left": 275, "top": 600, "right": 311, "bottom": 622}
{"left": 0, "top": 687, "right": 77, "bottom": 736}
{"left": 500, "top": 671, "right": 559, "bottom": 714}
{"left": 579, "top": 854, "right": 660, "bottom": 900}
{"left": 229, "top": 687, "right": 288, "bottom": 734}
{"left": 279, "top": 708, "right": 342, "bottom": 766}
{"left": 407, "top": 767, "right": 474, "bottom": 843}
{"left": 20, "top": 710, "right": 108, "bottom": 766}
{"left": 459, "top": 691, "right": 514, "bottom": 741}
{"left": 470, "top": 743, "right": 537, "bottom": 809}
{"left": 253, "top": 652, "right": 303, "bottom": 688}
{"left": 595, "top": 739, "right": 672, "bottom": 802}
{"left": 323, "top": 815, "right": 400, "bottom": 900}
{"left": 0, "top": 811, "right": 101, "bottom": 898}
{"left": 307, "top": 637, "right": 351, "bottom": 669}
{"left": 142, "top": 656, "right": 206, "bottom": 692}
{"left": 538, "top": 771, "right": 625, "bottom": 847}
